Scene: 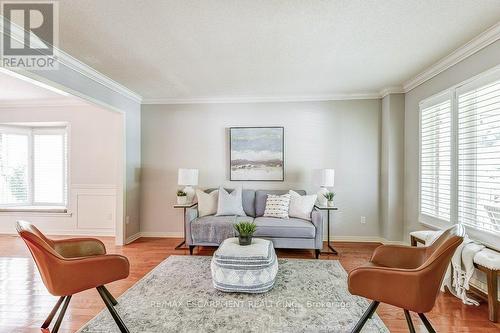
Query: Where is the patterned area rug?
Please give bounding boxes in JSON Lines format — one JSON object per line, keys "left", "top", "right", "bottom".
{"left": 79, "top": 256, "right": 388, "bottom": 333}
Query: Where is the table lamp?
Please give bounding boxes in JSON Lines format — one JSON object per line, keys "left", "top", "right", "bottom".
{"left": 314, "top": 169, "right": 335, "bottom": 206}
{"left": 178, "top": 168, "right": 198, "bottom": 203}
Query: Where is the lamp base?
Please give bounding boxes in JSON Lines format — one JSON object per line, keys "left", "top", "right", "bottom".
{"left": 183, "top": 186, "right": 196, "bottom": 203}
{"left": 316, "top": 187, "right": 329, "bottom": 207}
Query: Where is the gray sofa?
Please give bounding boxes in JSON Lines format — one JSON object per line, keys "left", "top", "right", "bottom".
{"left": 185, "top": 189, "right": 323, "bottom": 258}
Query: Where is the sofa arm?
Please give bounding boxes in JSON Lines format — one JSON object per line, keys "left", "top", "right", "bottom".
{"left": 311, "top": 208, "right": 323, "bottom": 249}
{"left": 185, "top": 206, "right": 198, "bottom": 245}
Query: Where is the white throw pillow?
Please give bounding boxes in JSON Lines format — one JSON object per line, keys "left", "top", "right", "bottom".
{"left": 288, "top": 190, "right": 317, "bottom": 221}
{"left": 264, "top": 194, "right": 291, "bottom": 219}
{"left": 196, "top": 189, "right": 218, "bottom": 217}
{"left": 215, "top": 186, "right": 246, "bottom": 216}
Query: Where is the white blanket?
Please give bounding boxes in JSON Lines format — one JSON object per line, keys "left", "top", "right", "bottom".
{"left": 426, "top": 234, "right": 484, "bottom": 305}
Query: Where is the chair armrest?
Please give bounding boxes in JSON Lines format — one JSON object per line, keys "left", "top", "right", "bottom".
{"left": 348, "top": 264, "right": 422, "bottom": 311}
{"left": 370, "top": 244, "right": 427, "bottom": 269}
{"left": 53, "top": 254, "right": 130, "bottom": 295}
{"left": 185, "top": 205, "right": 198, "bottom": 246}
{"left": 311, "top": 208, "right": 323, "bottom": 249}
{"left": 53, "top": 238, "right": 106, "bottom": 258}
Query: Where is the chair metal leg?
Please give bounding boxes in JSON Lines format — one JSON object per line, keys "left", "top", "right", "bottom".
{"left": 351, "top": 301, "right": 380, "bottom": 333}
{"left": 52, "top": 295, "right": 72, "bottom": 333}
{"left": 418, "top": 313, "right": 437, "bottom": 333}
{"left": 102, "top": 285, "right": 118, "bottom": 305}
{"left": 42, "top": 296, "right": 65, "bottom": 329}
{"left": 97, "top": 286, "right": 130, "bottom": 333}
{"left": 404, "top": 310, "right": 416, "bottom": 333}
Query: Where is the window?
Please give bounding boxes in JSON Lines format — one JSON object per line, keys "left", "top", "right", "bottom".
{"left": 0, "top": 125, "right": 68, "bottom": 208}
{"left": 419, "top": 67, "right": 500, "bottom": 235}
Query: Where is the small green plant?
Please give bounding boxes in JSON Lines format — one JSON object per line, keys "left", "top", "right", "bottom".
{"left": 234, "top": 221, "right": 257, "bottom": 236}
{"left": 177, "top": 190, "right": 187, "bottom": 197}
{"left": 324, "top": 192, "right": 336, "bottom": 201}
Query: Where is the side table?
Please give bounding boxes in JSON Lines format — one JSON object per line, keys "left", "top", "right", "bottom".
{"left": 173, "top": 202, "right": 197, "bottom": 250}
{"left": 314, "top": 205, "right": 339, "bottom": 255}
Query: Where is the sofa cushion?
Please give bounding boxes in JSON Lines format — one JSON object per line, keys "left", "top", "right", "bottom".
{"left": 255, "top": 190, "right": 306, "bottom": 217}
{"left": 253, "top": 217, "right": 315, "bottom": 238}
{"left": 206, "top": 188, "right": 256, "bottom": 217}
{"left": 216, "top": 186, "right": 246, "bottom": 216}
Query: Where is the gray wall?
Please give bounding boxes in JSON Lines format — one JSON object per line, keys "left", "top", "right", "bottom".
{"left": 380, "top": 93, "right": 405, "bottom": 241}
{"left": 141, "top": 100, "right": 382, "bottom": 239}
{"left": 404, "top": 40, "right": 500, "bottom": 238}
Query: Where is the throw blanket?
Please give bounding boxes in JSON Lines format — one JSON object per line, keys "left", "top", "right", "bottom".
{"left": 191, "top": 216, "right": 237, "bottom": 244}
{"left": 425, "top": 233, "right": 485, "bottom": 305}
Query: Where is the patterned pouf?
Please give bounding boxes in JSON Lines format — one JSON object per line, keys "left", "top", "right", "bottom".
{"left": 211, "top": 237, "right": 278, "bottom": 293}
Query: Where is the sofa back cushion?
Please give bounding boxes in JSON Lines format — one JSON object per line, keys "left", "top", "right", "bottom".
{"left": 206, "top": 188, "right": 256, "bottom": 217}
{"left": 255, "top": 190, "right": 306, "bottom": 217}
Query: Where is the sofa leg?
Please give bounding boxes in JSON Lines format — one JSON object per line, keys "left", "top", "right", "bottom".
{"left": 189, "top": 245, "right": 195, "bottom": 255}
{"left": 315, "top": 249, "right": 320, "bottom": 259}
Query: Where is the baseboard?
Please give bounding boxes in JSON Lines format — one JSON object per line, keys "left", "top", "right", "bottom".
{"left": 125, "top": 232, "right": 142, "bottom": 244}
{"left": 138, "top": 231, "right": 184, "bottom": 238}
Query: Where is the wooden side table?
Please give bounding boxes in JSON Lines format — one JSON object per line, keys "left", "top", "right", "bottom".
{"left": 314, "top": 205, "right": 339, "bottom": 255}
{"left": 173, "top": 203, "right": 197, "bottom": 250}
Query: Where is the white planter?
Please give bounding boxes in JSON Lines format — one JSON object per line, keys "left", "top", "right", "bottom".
{"left": 177, "top": 196, "right": 187, "bottom": 205}
{"left": 327, "top": 200, "right": 334, "bottom": 207}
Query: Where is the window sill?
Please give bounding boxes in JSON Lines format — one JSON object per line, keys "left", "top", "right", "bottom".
{"left": 0, "top": 206, "right": 71, "bottom": 217}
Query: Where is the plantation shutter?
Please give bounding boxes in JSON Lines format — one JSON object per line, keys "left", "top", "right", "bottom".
{"left": 33, "top": 130, "right": 67, "bottom": 205}
{"left": 0, "top": 131, "right": 30, "bottom": 205}
{"left": 458, "top": 78, "right": 500, "bottom": 233}
{"left": 420, "top": 98, "right": 452, "bottom": 223}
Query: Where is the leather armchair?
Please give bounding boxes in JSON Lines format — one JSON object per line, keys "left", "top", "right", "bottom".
{"left": 348, "top": 225, "right": 464, "bottom": 333}
{"left": 16, "top": 220, "right": 130, "bottom": 333}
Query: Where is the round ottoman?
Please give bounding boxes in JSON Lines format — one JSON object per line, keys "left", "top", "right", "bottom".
{"left": 210, "top": 237, "right": 278, "bottom": 293}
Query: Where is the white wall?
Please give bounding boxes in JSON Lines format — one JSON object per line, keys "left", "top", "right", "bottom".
{"left": 0, "top": 102, "right": 124, "bottom": 235}
{"left": 404, "top": 40, "right": 500, "bottom": 239}
{"left": 141, "top": 100, "right": 382, "bottom": 239}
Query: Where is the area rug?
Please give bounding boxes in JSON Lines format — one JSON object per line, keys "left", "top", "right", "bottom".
{"left": 79, "top": 256, "right": 388, "bottom": 333}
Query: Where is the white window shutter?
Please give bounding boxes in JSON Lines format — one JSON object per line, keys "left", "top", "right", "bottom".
{"left": 458, "top": 79, "right": 500, "bottom": 233}
{"left": 420, "top": 99, "right": 452, "bottom": 223}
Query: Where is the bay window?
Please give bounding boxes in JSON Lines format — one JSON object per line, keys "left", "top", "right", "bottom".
{"left": 419, "top": 67, "right": 500, "bottom": 235}
{"left": 0, "top": 124, "right": 68, "bottom": 209}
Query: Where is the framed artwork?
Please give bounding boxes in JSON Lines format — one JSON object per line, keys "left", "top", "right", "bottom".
{"left": 229, "top": 127, "right": 284, "bottom": 181}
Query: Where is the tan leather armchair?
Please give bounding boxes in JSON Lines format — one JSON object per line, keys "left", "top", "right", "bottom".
{"left": 16, "top": 221, "right": 130, "bottom": 333}
{"left": 348, "top": 225, "right": 464, "bottom": 333}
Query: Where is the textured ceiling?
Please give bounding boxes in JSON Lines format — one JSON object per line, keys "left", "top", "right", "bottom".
{"left": 57, "top": 0, "right": 500, "bottom": 101}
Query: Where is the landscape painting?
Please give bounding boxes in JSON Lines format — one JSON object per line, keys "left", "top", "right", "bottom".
{"left": 230, "top": 127, "right": 284, "bottom": 181}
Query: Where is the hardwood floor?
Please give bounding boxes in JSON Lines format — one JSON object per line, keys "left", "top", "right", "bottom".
{"left": 1, "top": 235, "right": 498, "bottom": 333}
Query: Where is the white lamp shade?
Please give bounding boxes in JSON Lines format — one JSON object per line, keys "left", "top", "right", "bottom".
{"left": 314, "top": 169, "right": 335, "bottom": 187}
{"left": 178, "top": 168, "right": 198, "bottom": 186}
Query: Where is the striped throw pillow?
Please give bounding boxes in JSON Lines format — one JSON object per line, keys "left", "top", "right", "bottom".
{"left": 263, "top": 194, "right": 291, "bottom": 219}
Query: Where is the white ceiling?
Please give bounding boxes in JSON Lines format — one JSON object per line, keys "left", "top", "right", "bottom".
{"left": 0, "top": 70, "right": 66, "bottom": 101}
{"left": 57, "top": 0, "right": 500, "bottom": 102}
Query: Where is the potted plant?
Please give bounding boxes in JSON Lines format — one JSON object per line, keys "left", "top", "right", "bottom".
{"left": 324, "top": 192, "right": 336, "bottom": 207}
{"left": 177, "top": 190, "right": 187, "bottom": 205}
{"left": 234, "top": 221, "right": 257, "bottom": 246}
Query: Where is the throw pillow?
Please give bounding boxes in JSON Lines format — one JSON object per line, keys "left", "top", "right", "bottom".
{"left": 288, "top": 190, "right": 317, "bottom": 221}
{"left": 215, "top": 186, "right": 247, "bottom": 216}
{"left": 264, "top": 194, "right": 291, "bottom": 219}
{"left": 196, "top": 189, "right": 218, "bottom": 217}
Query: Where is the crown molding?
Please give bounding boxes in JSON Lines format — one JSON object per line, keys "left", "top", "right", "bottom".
{"left": 0, "top": 15, "right": 143, "bottom": 104}
{"left": 142, "top": 92, "right": 383, "bottom": 105}
{"left": 403, "top": 22, "right": 500, "bottom": 92}
{"left": 379, "top": 86, "right": 405, "bottom": 98}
